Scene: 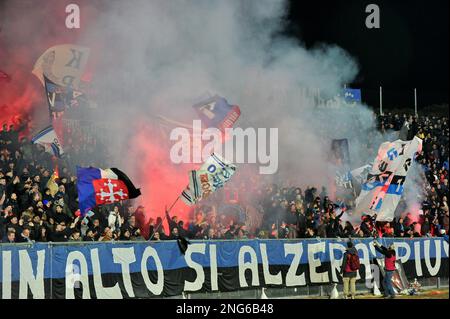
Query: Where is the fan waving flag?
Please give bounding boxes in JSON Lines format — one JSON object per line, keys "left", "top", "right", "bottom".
{"left": 31, "top": 125, "right": 64, "bottom": 158}
{"left": 181, "top": 153, "right": 236, "bottom": 206}
{"left": 76, "top": 166, "right": 141, "bottom": 214}
{"left": 193, "top": 95, "right": 241, "bottom": 130}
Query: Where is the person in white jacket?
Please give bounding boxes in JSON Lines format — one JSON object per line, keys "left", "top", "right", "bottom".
{"left": 108, "top": 206, "right": 122, "bottom": 232}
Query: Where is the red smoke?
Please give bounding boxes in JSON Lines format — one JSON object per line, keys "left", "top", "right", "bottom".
{"left": 1, "top": 1, "right": 197, "bottom": 236}
{"left": 0, "top": 73, "right": 38, "bottom": 136}
{"left": 0, "top": 0, "right": 98, "bottom": 133}
{"left": 1, "top": 1, "right": 243, "bottom": 238}
{"left": 127, "top": 121, "right": 197, "bottom": 237}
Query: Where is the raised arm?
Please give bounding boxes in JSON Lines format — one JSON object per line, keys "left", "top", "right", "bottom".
{"left": 165, "top": 205, "right": 171, "bottom": 220}
{"left": 373, "top": 242, "right": 390, "bottom": 256}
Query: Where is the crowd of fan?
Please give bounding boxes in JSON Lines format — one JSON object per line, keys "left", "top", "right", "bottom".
{"left": 152, "top": 113, "right": 449, "bottom": 241}
{"left": 0, "top": 113, "right": 448, "bottom": 243}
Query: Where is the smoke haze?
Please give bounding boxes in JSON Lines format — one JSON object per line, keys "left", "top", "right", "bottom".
{"left": 0, "top": 0, "right": 426, "bottom": 228}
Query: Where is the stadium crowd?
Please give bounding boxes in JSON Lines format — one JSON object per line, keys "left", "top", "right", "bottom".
{"left": 0, "top": 113, "right": 448, "bottom": 243}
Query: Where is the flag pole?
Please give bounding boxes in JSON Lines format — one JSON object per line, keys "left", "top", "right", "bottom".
{"left": 379, "top": 86, "right": 383, "bottom": 116}
{"left": 414, "top": 88, "right": 418, "bottom": 117}
{"left": 148, "top": 195, "right": 180, "bottom": 241}
{"left": 167, "top": 195, "right": 180, "bottom": 212}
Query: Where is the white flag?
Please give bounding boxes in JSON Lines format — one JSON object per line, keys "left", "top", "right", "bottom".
{"left": 180, "top": 153, "right": 236, "bottom": 206}
{"left": 350, "top": 164, "right": 372, "bottom": 184}
{"left": 31, "top": 126, "right": 64, "bottom": 157}
{"left": 354, "top": 136, "right": 422, "bottom": 221}
{"left": 32, "top": 44, "right": 90, "bottom": 90}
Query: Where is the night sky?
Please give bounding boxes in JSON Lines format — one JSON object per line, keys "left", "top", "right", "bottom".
{"left": 286, "top": 0, "right": 449, "bottom": 111}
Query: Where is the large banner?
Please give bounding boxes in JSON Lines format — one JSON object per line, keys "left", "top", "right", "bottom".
{"left": 355, "top": 136, "right": 423, "bottom": 221}
{"left": 0, "top": 238, "right": 448, "bottom": 299}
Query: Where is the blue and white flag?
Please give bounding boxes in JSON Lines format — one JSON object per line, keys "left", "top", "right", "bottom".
{"left": 31, "top": 125, "right": 64, "bottom": 158}
{"left": 181, "top": 153, "right": 236, "bottom": 206}
{"left": 335, "top": 171, "right": 353, "bottom": 189}
{"left": 354, "top": 136, "right": 422, "bottom": 221}
{"left": 343, "top": 88, "right": 361, "bottom": 104}
{"left": 336, "top": 164, "right": 372, "bottom": 190}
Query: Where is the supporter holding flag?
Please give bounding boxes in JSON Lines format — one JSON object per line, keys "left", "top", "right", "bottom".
{"left": 373, "top": 240, "right": 397, "bottom": 299}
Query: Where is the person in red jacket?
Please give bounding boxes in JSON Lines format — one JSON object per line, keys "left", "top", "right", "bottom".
{"left": 340, "top": 241, "right": 360, "bottom": 299}
{"left": 373, "top": 241, "right": 397, "bottom": 298}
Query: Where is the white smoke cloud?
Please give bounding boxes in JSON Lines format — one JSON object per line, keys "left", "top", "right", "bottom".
{"left": 78, "top": 0, "right": 375, "bottom": 186}
{"left": 2, "top": 0, "right": 426, "bottom": 222}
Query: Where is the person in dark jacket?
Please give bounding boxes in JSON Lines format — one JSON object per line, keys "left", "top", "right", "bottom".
{"left": 49, "top": 217, "right": 79, "bottom": 242}
{"left": 169, "top": 227, "right": 180, "bottom": 240}
{"left": 35, "top": 226, "right": 49, "bottom": 242}
{"left": 83, "top": 229, "right": 96, "bottom": 242}
{"left": 343, "top": 221, "right": 356, "bottom": 238}
{"left": 3, "top": 230, "right": 16, "bottom": 243}
{"left": 340, "top": 241, "right": 359, "bottom": 299}
{"left": 373, "top": 241, "right": 397, "bottom": 298}
{"left": 165, "top": 208, "right": 179, "bottom": 233}
{"left": 393, "top": 217, "right": 406, "bottom": 237}
{"left": 49, "top": 223, "right": 73, "bottom": 242}
{"left": 177, "top": 220, "right": 188, "bottom": 238}
{"left": 16, "top": 226, "right": 33, "bottom": 243}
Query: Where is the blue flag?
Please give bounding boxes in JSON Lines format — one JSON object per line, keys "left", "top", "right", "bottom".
{"left": 44, "top": 75, "right": 67, "bottom": 113}
{"left": 44, "top": 75, "right": 88, "bottom": 116}
{"left": 192, "top": 95, "right": 240, "bottom": 130}
{"left": 343, "top": 88, "right": 361, "bottom": 103}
